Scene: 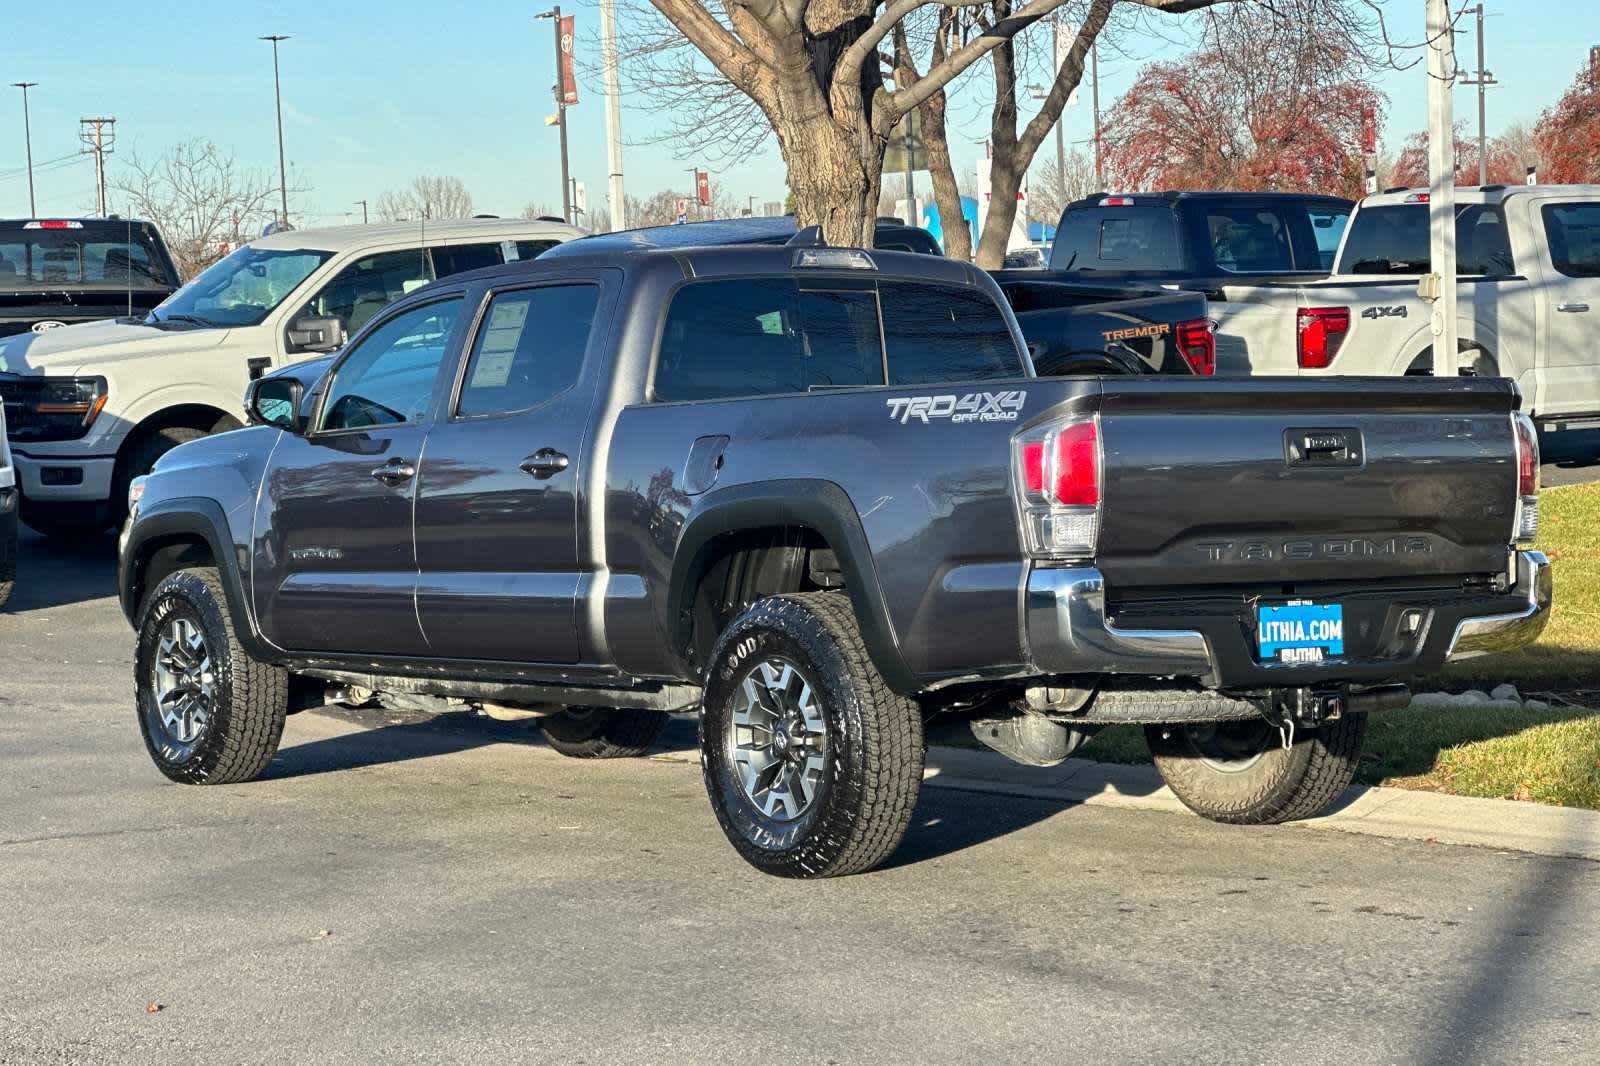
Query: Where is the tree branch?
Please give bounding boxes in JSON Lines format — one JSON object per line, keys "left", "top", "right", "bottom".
{"left": 649, "top": 0, "right": 769, "bottom": 102}
{"left": 1017, "top": 0, "right": 1114, "bottom": 160}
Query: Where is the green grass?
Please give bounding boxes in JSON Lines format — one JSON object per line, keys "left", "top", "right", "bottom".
{"left": 1432, "top": 481, "right": 1600, "bottom": 696}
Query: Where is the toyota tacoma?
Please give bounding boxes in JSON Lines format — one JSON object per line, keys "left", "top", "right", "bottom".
{"left": 118, "top": 233, "right": 1550, "bottom": 878}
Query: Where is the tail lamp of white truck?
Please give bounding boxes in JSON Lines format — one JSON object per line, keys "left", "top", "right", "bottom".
{"left": 1513, "top": 412, "right": 1540, "bottom": 546}
{"left": 1297, "top": 307, "right": 1350, "bottom": 369}
{"left": 1013, "top": 415, "right": 1101, "bottom": 560}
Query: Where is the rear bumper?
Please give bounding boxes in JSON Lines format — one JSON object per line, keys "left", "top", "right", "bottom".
{"left": 1025, "top": 551, "right": 1551, "bottom": 688}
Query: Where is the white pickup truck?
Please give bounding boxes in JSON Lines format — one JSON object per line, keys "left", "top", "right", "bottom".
{"left": 1211, "top": 185, "right": 1600, "bottom": 429}
{"left": 0, "top": 216, "right": 582, "bottom": 537}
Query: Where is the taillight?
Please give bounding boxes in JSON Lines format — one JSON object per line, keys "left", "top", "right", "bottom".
{"left": 1176, "top": 318, "right": 1216, "bottom": 376}
{"left": 1101, "top": 196, "right": 1134, "bottom": 206}
{"left": 1512, "top": 412, "right": 1539, "bottom": 544}
{"left": 1014, "top": 416, "right": 1101, "bottom": 558}
{"left": 1297, "top": 307, "right": 1350, "bottom": 369}
{"left": 22, "top": 219, "right": 82, "bottom": 230}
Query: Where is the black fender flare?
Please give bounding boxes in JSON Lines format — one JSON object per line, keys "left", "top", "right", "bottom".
{"left": 118, "top": 496, "right": 277, "bottom": 663}
{"left": 666, "top": 479, "right": 918, "bottom": 694}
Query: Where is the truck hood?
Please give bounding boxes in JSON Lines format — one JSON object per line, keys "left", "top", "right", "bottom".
{"left": 0, "top": 318, "right": 232, "bottom": 377}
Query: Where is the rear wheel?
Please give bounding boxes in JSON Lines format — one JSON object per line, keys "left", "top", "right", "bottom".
{"left": 701, "top": 592, "right": 923, "bottom": 878}
{"left": 1145, "top": 714, "right": 1367, "bottom": 825}
{"left": 0, "top": 522, "right": 13, "bottom": 609}
{"left": 538, "top": 707, "right": 669, "bottom": 759}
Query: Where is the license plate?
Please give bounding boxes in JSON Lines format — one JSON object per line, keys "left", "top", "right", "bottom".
{"left": 1257, "top": 602, "right": 1344, "bottom": 664}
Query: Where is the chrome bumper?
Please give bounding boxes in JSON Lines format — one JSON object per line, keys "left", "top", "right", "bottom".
{"left": 1024, "top": 567, "right": 1217, "bottom": 686}
{"left": 1446, "top": 551, "right": 1552, "bottom": 661}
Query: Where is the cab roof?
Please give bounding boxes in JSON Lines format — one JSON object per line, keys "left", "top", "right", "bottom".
{"left": 248, "top": 217, "right": 586, "bottom": 254}
{"left": 1359, "top": 184, "right": 1600, "bottom": 208}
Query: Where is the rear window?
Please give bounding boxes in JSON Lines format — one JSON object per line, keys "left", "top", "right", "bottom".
{"left": 1543, "top": 203, "right": 1600, "bottom": 278}
{"left": 1203, "top": 208, "right": 1296, "bottom": 273}
{"left": 653, "top": 278, "right": 1021, "bottom": 402}
{"left": 1049, "top": 208, "right": 1180, "bottom": 272}
{"left": 1339, "top": 204, "right": 1516, "bottom": 277}
{"left": 0, "top": 223, "right": 176, "bottom": 289}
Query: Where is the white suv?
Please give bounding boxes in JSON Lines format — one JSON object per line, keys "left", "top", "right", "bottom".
{"left": 0, "top": 216, "right": 582, "bottom": 536}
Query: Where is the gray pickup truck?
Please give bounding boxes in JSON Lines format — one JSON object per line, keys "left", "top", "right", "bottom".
{"left": 118, "top": 234, "right": 1550, "bottom": 878}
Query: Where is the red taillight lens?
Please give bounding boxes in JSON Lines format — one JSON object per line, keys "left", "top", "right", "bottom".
{"left": 1101, "top": 196, "right": 1134, "bottom": 206}
{"left": 1514, "top": 414, "right": 1539, "bottom": 497}
{"left": 1176, "top": 318, "right": 1216, "bottom": 376}
{"left": 23, "top": 219, "right": 81, "bottom": 230}
{"left": 1297, "top": 307, "right": 1350, "bottom": 369}
{"left": 1022, "top": 441, "right": 1045, "bottom": 494}
{"left": 1052, "top": 421, "right": 1100, "bottom": 505}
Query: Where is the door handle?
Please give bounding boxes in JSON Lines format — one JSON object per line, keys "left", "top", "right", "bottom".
{"left": 370, "top": 459, "right": 416, "bottom": 485}
{"left": 520, "top": 449, "right": 570, "bottom": 479}
{"left": 1558, "top": 303, "right": 1590, "bottom": 313}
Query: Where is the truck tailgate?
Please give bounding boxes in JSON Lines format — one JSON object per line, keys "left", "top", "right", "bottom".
{"left": 1093, "top": 376, "right": 1519, "bottom": 588}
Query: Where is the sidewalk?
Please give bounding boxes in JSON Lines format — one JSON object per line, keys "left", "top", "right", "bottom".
{"left": 923, "top": 745, "right": 1600, "bottom": 862}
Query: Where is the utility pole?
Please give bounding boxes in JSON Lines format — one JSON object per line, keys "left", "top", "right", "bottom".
{"left": 599, "top": 0, "right": 625, "bottom": 231}
{"left": 1458, "top": 4, "right": 1496, "bottom": 186}
{"left": 260, "top": 36, "right": 291, "bottom": 227}
{"left": 12, "top": 82, "right": 37, "bottom": 216}
{"left": 1425, "top": 0, "right": 1459, "bottom": 378}
{"left": 78, "top": 117, "right": 117, "bottom": 216}
{"left": 355, "top": 199, "right": 368, "bottom": 224}
{"left": 536, "top": 8, "right": 572, "bottom": 224}
{"left": 1090, "top": 43, "right": 1102, "bottom": 188}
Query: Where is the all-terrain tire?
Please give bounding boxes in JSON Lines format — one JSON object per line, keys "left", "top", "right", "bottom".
{"left": 1145, "top": 713, "right": 1368, "bottom": 825}
{"left": 134, "top": 567, "right": 287, "bottom": 784}
{"left": 538, "top": 707, "right": 670, "bottom": 758}
{"left": 0, "top": 521, "right": 14, "bottom": 610}
{"left": 113, "top": 425, "right": 206, "bottom": 527}
{"left": 701, "top": 592, "right": 924, "bottom": 878}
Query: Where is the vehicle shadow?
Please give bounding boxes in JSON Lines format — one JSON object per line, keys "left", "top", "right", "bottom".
{"left": 263, "top": 706, "right": 700, "bottom": 780}
{"left": 4, "top": 526, "right": 119, "bottom": 613}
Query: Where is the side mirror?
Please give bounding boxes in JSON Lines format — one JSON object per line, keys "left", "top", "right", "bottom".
{"left": 247, "top": 377, "right": 306, "bottom": 433}
{"left": 288, "top": 315, "right": 345, "bottom": 354}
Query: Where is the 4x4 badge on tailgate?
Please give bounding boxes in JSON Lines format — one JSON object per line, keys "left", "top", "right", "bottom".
{"left": 886, "top": 390, "right": 1026, "bottom": 425}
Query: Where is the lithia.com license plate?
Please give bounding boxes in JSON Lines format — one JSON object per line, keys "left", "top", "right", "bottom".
{"left": 1257, "top": 601, "right": 1345, "bottom": 664}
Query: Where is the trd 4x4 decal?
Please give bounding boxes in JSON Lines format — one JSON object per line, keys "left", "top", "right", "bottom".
{"left": 886, "top": 390, "right": 1026, "bottom": 425}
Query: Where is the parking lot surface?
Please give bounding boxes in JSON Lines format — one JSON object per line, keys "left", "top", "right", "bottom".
{"left": 3, "top": 529, "right": 1599, "bottom": 1065}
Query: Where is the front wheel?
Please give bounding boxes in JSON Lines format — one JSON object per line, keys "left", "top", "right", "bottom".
{"left": 701, "top": 592, "right": 923, "bottom": 878}
{"left": 135, "top": 567, "right": 287, "bottom": 784}
{"left": 1145, "top": 714, "right": 1367, "bottom": 825}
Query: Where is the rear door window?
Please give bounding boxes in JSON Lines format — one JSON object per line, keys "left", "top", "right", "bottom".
{"left": 431, "top": 242, "right": 504, "bottom": 278}
{"left": 879, "top": 282, "right": 1020, "bottom": 384}
{"left": 1543, "top": 203, "right": 1600, "bottom": 278}
{"left": 653, "top": 277, "right": 1022, "bottom": 401}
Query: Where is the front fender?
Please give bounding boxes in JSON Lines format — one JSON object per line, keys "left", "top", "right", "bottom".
{"left": 666, "top": 479, "right": 917, "bottom": 693}
{"left": 118, "top": 496, "right": 274, "bottom": 663}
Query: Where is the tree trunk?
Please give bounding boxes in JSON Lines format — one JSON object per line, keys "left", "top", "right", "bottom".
{"left": 896, "top": 17, "right": 971, "bottom": 261}
{"left": 975, "top": 157, "right": 1024, "bottom": 268}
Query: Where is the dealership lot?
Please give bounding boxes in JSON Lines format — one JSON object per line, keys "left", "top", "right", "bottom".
{"left": 3, "top": 528, "right": 1599, "bottom": 1064}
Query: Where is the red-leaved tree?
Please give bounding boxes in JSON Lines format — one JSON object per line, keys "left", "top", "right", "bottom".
{"left": 1388, "top": 123, "right": 1531, "bottom": 188}
{"left": 1101, "top": 9, "right": 1383, "bottom": 197}
{"left": 1534, "top": 54, "right": 1600, "bottom": 184}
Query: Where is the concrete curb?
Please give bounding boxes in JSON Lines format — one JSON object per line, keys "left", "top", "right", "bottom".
{"left": 923, "top": 745, "right": 1600, "bottom": 863}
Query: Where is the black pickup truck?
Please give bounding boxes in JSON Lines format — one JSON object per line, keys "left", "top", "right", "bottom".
{"left": 0, "top": 218, "right": 181, "bottom": 338}
{"left": 118, "top": 234, "right": 1549, "bottom": 878}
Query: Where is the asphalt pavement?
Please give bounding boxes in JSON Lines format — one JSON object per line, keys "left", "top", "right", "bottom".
{"left": 3, "top": 528, "right": 1599, "bottom": 1065}
{"left": 1539, "top": 428, "right": 1600, "bottom": 487}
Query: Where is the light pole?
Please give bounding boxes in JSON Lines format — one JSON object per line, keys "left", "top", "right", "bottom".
{"left": 599, "top": 0, "right": 625, "bottom": 230}
{"left": 260, "top": 35, "right": 291, "bottom": 227}
{"left": 536, "top": 8, "right": 572, "bottom": 225}
{"left": 12, "top": 82, "right": 37, "bottom": 216}
{"left": 355, "top": 199, "right": 368, "bottom": 225}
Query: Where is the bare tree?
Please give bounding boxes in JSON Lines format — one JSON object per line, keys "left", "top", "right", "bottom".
{"left": 639, "top": 0, "right": 1220, "bottom": 248}
{"left": 520, "top": 201, "right": 561, "bottom": 220}
{"left": 375, "top": 175, "right": 475, "bottom": 221}
{"left": 1026, "top": 146, "right": 1096, "bottom": 225}
{"left": 112, "top": 139, "right": 284, "bottom": 279}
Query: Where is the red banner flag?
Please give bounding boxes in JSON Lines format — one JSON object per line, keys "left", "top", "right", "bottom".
{"left": 559, "top": 15, "right": 578, "bottom": 105}
{"left": 696, "top": 170, "right": 711, "bottom": 206}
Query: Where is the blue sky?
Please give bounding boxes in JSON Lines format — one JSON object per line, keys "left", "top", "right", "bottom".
{"left": 0, "top": 0, "right": 1592, "bottom": 224}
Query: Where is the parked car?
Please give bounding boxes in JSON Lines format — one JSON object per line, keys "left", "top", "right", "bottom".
{"left": 1207, "top": 185, "right": 1600, "bottom": 427}
{"left": 120, "top": 234, "right": 1548, "bottom": 879}
{"left": 0, "top": 217, "right": 182, "bottom": 339}
{"left": 1047, "top": 191, "right": 1354, "bottom": 285}
{"left": 1002, "top": 246, "right": 1048, "bottom": 269}
{"left": 0, "top": 400, "right": 14, "bottom": 608}
{"left": 0, "top": 217, "right": 582, "bottom": 537}
{"left": 561, "top": 219, "right": 1216, "bottom": 376}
